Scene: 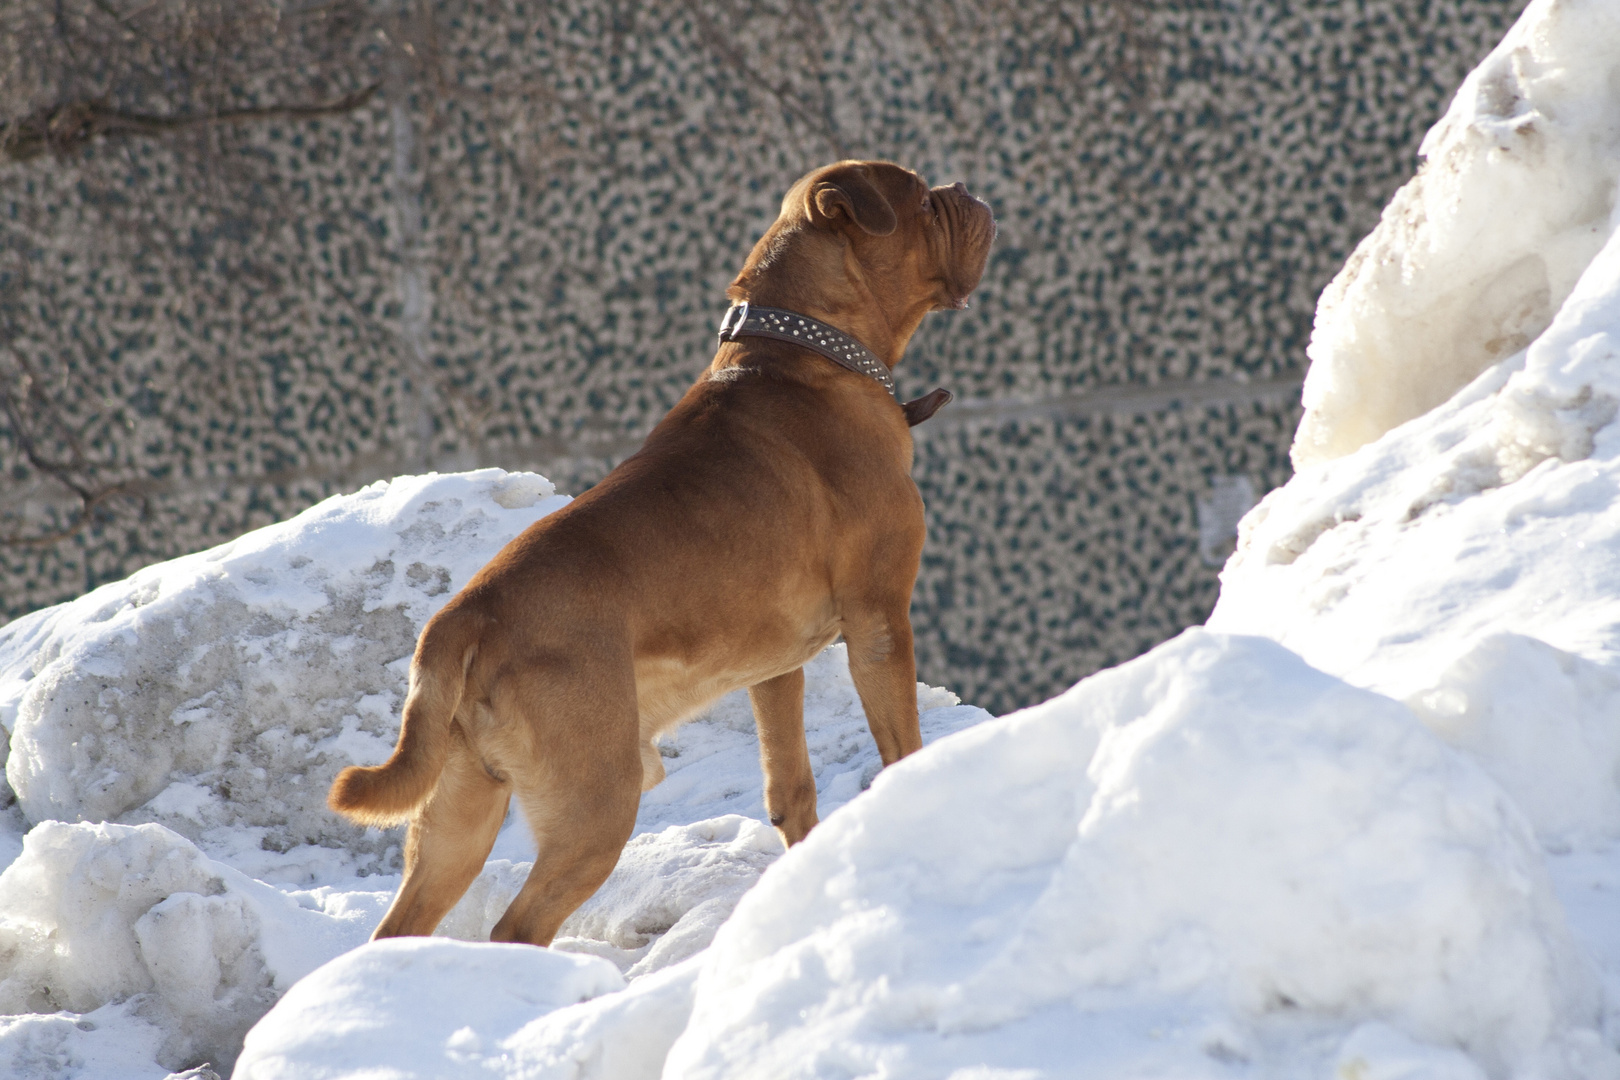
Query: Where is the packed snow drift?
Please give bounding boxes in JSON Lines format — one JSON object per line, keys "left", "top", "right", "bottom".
{"left": 7, "top": 0, "right": 1620, "bottom": 1076}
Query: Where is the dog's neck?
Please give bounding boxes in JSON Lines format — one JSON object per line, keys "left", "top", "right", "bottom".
{"left": 727, "top": 228, "right": 931, "bottom": 368}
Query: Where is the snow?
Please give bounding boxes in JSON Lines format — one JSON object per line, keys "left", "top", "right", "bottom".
{"left": 1292, "top": 0, "right": 1620, "bottom": 467}
{"left": 0, "top": 1002, "right": 172, "bottom": 1080}
{"left": 235, "top": 939, "right": 705, "bottom": 1080}
{"left": 6, "top": 1, "right": 1620, "bottom": 1076}
{"left": 0, "top": 821, "right": 379, "bottom": 1071}
{"left": 232, "top": 937, "right": 628, "bottom": 1080}
{"left": 1207, "top": 122, "right": 1620, "bottom": 849}
{"left": 0, "top": 469, "right": 575, "bottom": 877}
{"left": 662, "top": 632, "right": 1608, "bottom": 1080}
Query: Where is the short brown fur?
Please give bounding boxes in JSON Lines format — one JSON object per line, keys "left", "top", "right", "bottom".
{"left": 329, "top": 161, "right": 995, "bottom": 945}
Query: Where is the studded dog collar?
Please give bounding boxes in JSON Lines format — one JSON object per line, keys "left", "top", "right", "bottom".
{"left": 718, "top": 302, "right": 896, "bottom": 395}
{"left": 714, "top": 301, "right": 955, "bottom": 426}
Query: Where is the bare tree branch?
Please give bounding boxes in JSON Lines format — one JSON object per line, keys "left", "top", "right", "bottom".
{"left": 0, "top": 82, "right": 381, "bottom": 162}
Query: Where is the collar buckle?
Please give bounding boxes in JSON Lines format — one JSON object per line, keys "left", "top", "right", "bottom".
{"left": 717, "top": 301, "right": 750, "bottom": 342}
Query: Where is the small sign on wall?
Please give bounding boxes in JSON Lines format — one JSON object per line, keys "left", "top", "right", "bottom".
{"left": 1197, "top": 475, "right": 1257, "bottom": 568}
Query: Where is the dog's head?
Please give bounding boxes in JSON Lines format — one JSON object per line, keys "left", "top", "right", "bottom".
{"left": 728, "top": 161, "right": 995, "bottom": 359}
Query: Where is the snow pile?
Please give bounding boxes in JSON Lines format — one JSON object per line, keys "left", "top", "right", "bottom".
{"left": 0, "top": 468, "right": 989, "bottom": 1077}
{"left": 0, "top": 467, "right": 980, "bottom": 881}
{"left": 0, "top": 469, "right": 571, "bottom": 874}
{"left": 0, "top": 815, "right": 789, "bottom": 1076}
{"left": 1210, "top": 134, "right": 1620, "bottom": 851}
{"left": 232, "top": 938, "right": 628, "bottom": 1080}
{"left": 661, "top": 631, "right": 1609, "bottom": 1079}
{"left": 1293, "top": 0, "right": 1620, "bottom": 467}
{"left": 0, "top": 821, "right": 374, "bottom": 1072}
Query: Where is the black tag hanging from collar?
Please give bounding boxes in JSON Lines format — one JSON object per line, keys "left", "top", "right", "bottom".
{"left": 717, "top": 302, "right": 954, "bottom": 426}
{"left": 900, "top": 387, "right": 953, "bottom": 427}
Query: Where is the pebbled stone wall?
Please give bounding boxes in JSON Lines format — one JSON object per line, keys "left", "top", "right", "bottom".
{"left": 0, "top": 0, "right": 1524, "bottom": 712}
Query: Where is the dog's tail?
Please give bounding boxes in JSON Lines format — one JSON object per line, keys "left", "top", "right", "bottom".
{"left": 327, "top": 610, "right": 476, "bottom": 827}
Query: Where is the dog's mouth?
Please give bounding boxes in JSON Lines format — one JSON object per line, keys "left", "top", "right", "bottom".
{"left": 933, "top": 182, "right": 995, "bottom": 309}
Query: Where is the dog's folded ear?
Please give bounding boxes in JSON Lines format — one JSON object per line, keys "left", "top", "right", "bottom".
{"left": 809, "top": 166, "right": 898, "bottom": 237}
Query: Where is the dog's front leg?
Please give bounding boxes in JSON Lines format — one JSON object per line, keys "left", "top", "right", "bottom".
{"left": 843, "top": 608, "right": 924, "bottom": 767}
{"left": 750, "top": 667, "right": 818, "bottom": 846}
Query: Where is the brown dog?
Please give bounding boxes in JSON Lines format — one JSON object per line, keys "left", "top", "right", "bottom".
{"left": 329, "top": 160, "right": 994, "bottom": 946}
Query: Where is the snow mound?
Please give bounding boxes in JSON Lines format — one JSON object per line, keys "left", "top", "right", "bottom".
{"left": 1204, "top": 2, "right": 1620, "bottom": 1058}
{"left": 0, "top": 813, "right": 793, "bottom": 1077}
{"left": 0, "top": 821, "right": 374, "bottom": 1073}
{"left": 0, "top": 470, "right": 570, "bottom": 872}
{"left": 232, "top": 937, "right": 625, "bottom": 1080}
{"left": 663, "top": 631, "right": 1609, "bottom": 1080}
{"left": 240, "top": 941, "right": 704, "bottom": 1080}
{"left": 1213, "top": 188, "right": 1620, "bottom": 849}
{"left": 1293, "top": 0, "right": 1620, "bottom": 466}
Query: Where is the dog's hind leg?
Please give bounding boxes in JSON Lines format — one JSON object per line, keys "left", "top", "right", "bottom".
{"left": 750, "top": 667, "right": 818, "bottom": 846}
{"left": 489, "top": 666, "right": 643, "bottom": 947}
{"left": 842, "top": 604, "right": 924, "bottom": 767}
{"left": 372, "top": 722, "right": 510, "bottom": 939}
{"left": 492, "top": 778, "right": 640, "bottom": 946}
